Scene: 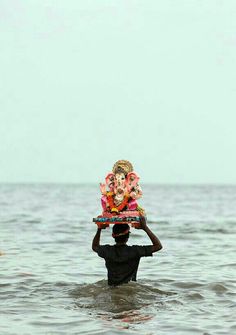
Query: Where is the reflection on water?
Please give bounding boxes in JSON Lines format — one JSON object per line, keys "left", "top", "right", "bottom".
{"left": 70, "top": 279, "right": 177, "bottom": 330}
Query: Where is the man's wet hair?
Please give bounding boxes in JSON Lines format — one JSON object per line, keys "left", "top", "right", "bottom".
{"left": 112, "top": 224, "right": 130, "bottom": 243}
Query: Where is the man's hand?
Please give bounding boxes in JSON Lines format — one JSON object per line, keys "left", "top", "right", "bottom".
{"left": 135, "top": 216, "right": 148, "bottom": 230}
{"left": 97, "top": 224, "right": 109, "bottom": 229}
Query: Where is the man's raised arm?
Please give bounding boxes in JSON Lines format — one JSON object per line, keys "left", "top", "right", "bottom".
{"left": 92, "top": 228, "right": 102, "bottom": 252}
{"left": 138, "top": 216, "right": 163, "bottom": 253}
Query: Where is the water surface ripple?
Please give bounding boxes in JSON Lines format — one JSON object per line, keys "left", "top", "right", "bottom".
{"left": 0, "top": 184, "right": 236, "bottom": 334}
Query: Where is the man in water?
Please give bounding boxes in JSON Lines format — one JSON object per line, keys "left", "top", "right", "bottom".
{"left": 92, "top": 216, "right": 162, "bottom": 286}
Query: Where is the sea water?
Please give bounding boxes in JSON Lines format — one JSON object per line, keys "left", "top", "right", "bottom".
{"left": 0, "top": 184, "right": 235, "bottom": 335}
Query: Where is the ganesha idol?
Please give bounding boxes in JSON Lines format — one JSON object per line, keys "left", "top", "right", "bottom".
{"left": 93, "top": 160, "right": 145, "bottom": 228}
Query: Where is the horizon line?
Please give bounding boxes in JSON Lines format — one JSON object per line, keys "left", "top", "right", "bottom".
{"left": 0, "top": 181, "right": 236, "bottom": 187}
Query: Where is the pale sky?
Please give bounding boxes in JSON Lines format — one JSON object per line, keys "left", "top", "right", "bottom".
{"left": 1, "top": 0, "right": 236, "bottom": 184}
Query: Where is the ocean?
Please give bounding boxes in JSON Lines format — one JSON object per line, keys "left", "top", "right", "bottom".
{"left": 0, "top": 184, "right": 235, "bottom": 335}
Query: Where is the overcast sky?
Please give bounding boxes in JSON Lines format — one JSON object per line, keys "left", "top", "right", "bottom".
{"left": 1, "top": 0, "right": 236, "bottom": 184}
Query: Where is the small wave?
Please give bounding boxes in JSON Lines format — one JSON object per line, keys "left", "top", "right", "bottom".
{"left": 148, "top": 220, "right": 170, "bottom": 225}
{"left": 17, "top": 272, "right": 35, "bottom": 277}
{"left": 216, "top": 263, "right": 236, "bottom": 268}
{"left": 202, "top": 228, "right": 233, "bottom": 234}
{"left": 185, "top": 292, "right": 204, "bottom": 300}
{"left": 0, "top": 283, "right": 11, "bottom": 288}
{"left": 208, "top": 283, "right": 228, "bottom": 294}
{"left": 29, "top": 320, "right": 81, "bottom": 327}
{"left": 31, "top": 281, "right": 72, "bottom": 293}
{"left": 172, "top": 281, "right": 204, "bottom": 289}
{"left": 25, "top": 219, "right": 42, "bottom": 224}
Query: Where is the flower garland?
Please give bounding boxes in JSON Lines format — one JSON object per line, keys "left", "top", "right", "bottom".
{"left": 106, "top": 192, "right": 130, "bottom": 213}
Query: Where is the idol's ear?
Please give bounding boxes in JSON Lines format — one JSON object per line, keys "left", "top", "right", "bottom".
{"left": 126, "top": 172, "right": 140, "bottom": 190}
{"left": 105, "top": 172, "right": 115, "bottom": 186}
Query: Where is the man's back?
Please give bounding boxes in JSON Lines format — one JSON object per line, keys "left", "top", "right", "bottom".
{"left": 97, "top": 244, "right": 153, "bottom": 286}
{"left": 92, "top": 218, "right": 163, "bottom": 286}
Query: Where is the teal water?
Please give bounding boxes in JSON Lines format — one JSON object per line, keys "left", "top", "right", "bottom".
{"left": 0, "top": 184, "right": 236, "bottom": 334}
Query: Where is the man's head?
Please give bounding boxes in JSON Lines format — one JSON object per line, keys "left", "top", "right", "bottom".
{"left": 112, "top": 224, "right": 130, "bottom": 244}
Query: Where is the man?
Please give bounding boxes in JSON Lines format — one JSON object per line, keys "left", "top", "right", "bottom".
{"left": 92, "top": 216, "right": 162, "bottom": 286}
